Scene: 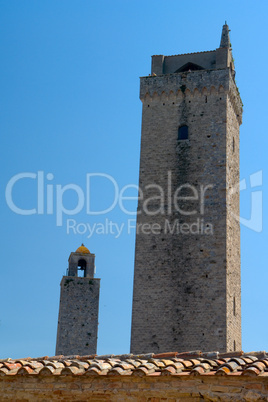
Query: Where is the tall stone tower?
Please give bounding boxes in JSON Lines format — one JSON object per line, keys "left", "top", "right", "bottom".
{"left": 56, "top": 244, "right": 100, "bottom": 355}
{"left": 131, "top": 24, "right": 242, "bottom": 354}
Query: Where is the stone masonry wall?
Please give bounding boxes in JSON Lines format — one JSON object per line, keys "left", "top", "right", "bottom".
{"left": 0, "top": 374, "right": 267, "bottom": 401}
{"left": 56, "top": 277, "right": 100, "bottom": 356}
{"left": 131, "top": 68, "right": 242, "bottom": 354}
{"left": 226, "top": 93, "right": 242, "bottom": 351}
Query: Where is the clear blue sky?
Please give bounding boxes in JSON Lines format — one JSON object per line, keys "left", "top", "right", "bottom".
{"left": 0, "top": 0, "right": 267, "bottom": 358}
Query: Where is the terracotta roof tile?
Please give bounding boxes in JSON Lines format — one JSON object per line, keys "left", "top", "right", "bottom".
{"left": 161, "top": 366, "right": 176, "bottom": 375}
{"left": 108, "top": 367, "right": 132, "bottom": 376}
{"left": 45, "top": 361, "right": 65, "bottom": 369}
{"left": 0, "top": 351, "right": 267, "bottom": 378}
{"left": 85, "top": 367, "right": 103, "bottom": 376}
{"left": 0, "top": 368, "right": 10, "bottom": 375}
{"left": 17, "top": 366, "right": 36, "bottom": 375}
{"left": 153, "top": 351, "right": 178, "bottom": 359}
{"left": 39, "top": 366, "right": 57, "bottom": 376}
{"left": 2, "top": 362, "right": 22, "bottom": 370}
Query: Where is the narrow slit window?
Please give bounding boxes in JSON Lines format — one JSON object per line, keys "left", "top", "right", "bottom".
{"left": 233, "top": 296, "right": 236, "bottom": 316}
{"left": 178, "top": 125, "right": 188, "bottom": 140}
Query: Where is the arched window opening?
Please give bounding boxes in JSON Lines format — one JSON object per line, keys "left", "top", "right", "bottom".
{"left": 77, "top": 259, "right": 87, "bottom": 278}
{"left": 233, "top": 137, "right": 235, "bottom": 152}
{"left": 234, "top": 340, "right": 236, "bottom": 351}
{"left": 178, "top": 125, "right": 188, "bottom": 140}
{"left": 175, "top": 62, "right": 204, "bottom": 73}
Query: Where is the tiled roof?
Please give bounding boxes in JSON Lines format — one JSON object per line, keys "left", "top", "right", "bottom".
{"left": 1, "top": 351, "right": 268, "bottom": 377}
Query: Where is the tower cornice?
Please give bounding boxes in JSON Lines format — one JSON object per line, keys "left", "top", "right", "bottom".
{"left": 140, "top": 68, "right": 242, "bottom": 124}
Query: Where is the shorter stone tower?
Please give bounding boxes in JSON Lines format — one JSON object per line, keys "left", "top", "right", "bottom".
{"left": 56, "top": 245, "right": 100, "bottom": 356}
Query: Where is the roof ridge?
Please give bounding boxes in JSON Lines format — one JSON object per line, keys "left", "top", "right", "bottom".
{"left": 152, "top": 50, "right": 216, "bottom": 58}
{"left": 1, "top": 350, "right": 267, "bottom": 363}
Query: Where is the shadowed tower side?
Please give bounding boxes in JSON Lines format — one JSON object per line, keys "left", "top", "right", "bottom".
{"left": 56, "top": 244, "right": 100, "bottom": 355}
{"left": 131, "top": 24, "right": 242, "bottom": 354}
